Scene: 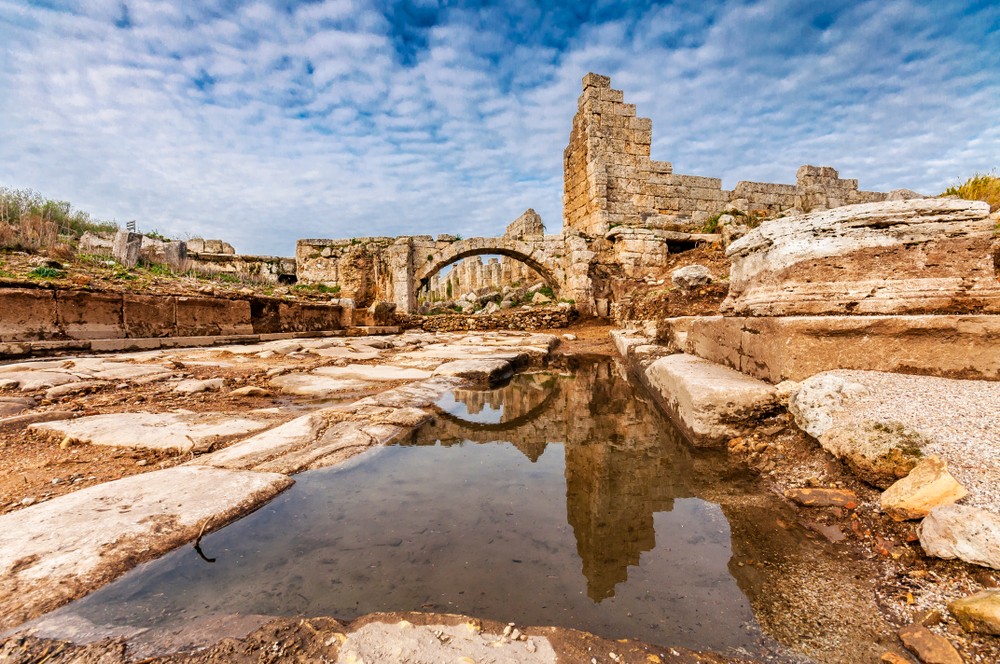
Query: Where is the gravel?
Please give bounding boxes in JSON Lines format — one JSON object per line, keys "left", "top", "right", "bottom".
{"left": 816, "top": 370, "right": 1000, "bottom": 512}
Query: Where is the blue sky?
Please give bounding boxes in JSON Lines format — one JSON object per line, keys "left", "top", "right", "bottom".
{"left": 1, "top": 0, "right": 998, "bottom": 256}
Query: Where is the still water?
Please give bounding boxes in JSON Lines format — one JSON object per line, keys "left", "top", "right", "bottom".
{"left": 39, "top": 361, "right": 801, "bottom": 656}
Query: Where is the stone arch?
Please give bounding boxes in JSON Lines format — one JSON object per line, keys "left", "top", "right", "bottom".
{"left": 415, "top": 238, "right": 558, "bottom": 295}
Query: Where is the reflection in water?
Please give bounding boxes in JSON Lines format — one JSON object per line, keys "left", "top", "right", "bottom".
{"left": 31, "top": 360, "right": 785, "bottom": 655}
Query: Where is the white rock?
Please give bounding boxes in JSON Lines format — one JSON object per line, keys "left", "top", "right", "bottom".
{"left": 174, "top": 378, "right": 224, "bottom": 394}
{"left": 788, "top": 374, "right": 869, "bottom": 438}
{"left": 643, "top": 354, "right": 778, "bottom": 445}
{"left": 670, "top": 264, "right": 713, "bottom": 290}
{"left": 919, "top": 504, "right": 1000, "bottom": 570}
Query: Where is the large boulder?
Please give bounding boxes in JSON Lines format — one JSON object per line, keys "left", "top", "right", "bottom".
{"left": 789, "top": 373, "right": 930, "bottom": 488}
{"left": 722, "top": 198, "right": 1000, "bottom": 316}
{"left": 919, "top": 504, "right": 1000, "bottom": 570}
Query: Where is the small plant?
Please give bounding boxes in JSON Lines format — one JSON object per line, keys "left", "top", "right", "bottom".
{"left": 349, "top": 238, "right": 361, "bottom": 245}
{"left": 217, "top": 273, "right": 241, "bottom": 284}
{"left": 454, "top": 234, "right": 462, "bottom": 241}
{"left": 112, "top": 268, "right": 136, "bottom": 280}
{"left": 537, "top": 285, "right": 555, "bottom": 299}
{"left": 144, "top": 229, "right": 170, "bottom": 241}
{"left": 28, "top": 265, "right": 64, "bottom": 279}
{"left": 292, "top": 283, "right": 341, "bottom": 295}
{"left": 943, "top": 171, "right": 1000, "bottom": 212}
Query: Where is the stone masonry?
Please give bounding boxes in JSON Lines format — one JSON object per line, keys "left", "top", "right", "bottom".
{"left": 296, "top": 73, "right": 906, "bottom": 317}
{"left": 563, "top": 73, "right": 897, "bottom": 235}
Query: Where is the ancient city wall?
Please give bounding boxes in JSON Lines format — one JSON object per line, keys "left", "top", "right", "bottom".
{"left": 563, "top": 73, "right": 894, "bottom": 235}
{"left": 0, "top": 285, "right": 346, "bottom": 344}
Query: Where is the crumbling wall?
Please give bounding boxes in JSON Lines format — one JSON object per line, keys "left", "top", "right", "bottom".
{"left": 563, "top": 73, "right": 897, "bottom": 235}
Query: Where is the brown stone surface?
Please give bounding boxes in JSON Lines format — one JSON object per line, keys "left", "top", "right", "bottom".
{"left": 784, "top": 487, "right": 858, "bottom": 508}
{"left": 174, "top": 296, "right": 253, "bottom": 336}
{"left": 897, "top": 623, "right": 964, "bottom": 664}
{"left": 55, "top": 290, "right": 123, "bottom": 339}
{"left": 669, "top": 314, "right": 1000, "bottom": 382}
{"left": 123, "top": 293, "right": 176, "bottom": 337}
{"left": 0, "top": 288, "right": 56, "bottom": 341}
{"left": 278, "top": 301, "right": 343, "bottom": 333}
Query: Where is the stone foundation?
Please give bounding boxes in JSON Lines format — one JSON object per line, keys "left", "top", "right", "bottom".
{"left": 0, "top": 286, "right": 346, "bottom": 345}
{"left": 661, "top": 315, "right": 1000, "bottom": 383}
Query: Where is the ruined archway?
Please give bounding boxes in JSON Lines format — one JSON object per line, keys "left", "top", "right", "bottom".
{"left": 415, "top": 237, "right": 560, "bottom": 296}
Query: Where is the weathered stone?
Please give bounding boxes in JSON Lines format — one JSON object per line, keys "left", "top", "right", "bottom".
{"left": 670, "top": 314, "right": 1000, "bottom": 383}
{"left": 723, "top": 198, "right": 999, "bottom": 316}
{"left": 432, "top": 359, "right": 513, "bottom": 386}
{"left": 948, "top": 589, "right": 1000, "bottom": 635}
{"left": 312, "top": 364, "right": 432, "bottom": 382}
{"left": 0, "top": 466, "right": 291, "bottom": 630}
{"left": 919, "top": 504, "right": 1000, "bottom": 569}
{"left": 789, "top": 373, "right": 929, "bottom": 488}
{"left": 29, "top": 412, "right": 272, "bottom": 453}
{"left": 818, "top": 420, "right": 929, "bottom": 489}
{"left": 897, "top": 623, "right": 963, "bottom": 664}
{"left": 670, "top": 264, "right": 713, "bottom": 290}
{"left": 785, "top": 488, "right": 858, "bottom": 508}
{"left": 229, "top": 386, "right": 271, "bottom": 397}
{"left": 881, "top": 456, "right": 968, "bottom": 521}
{"left": 270, "top": 374, "right": 376, "bottom": 398}
{"left": 174, "top": 378, "right": 224, "bottom": 394}
{"left": 642, "top": 354, "right": 779, "bottom": 445}
{"left": 112, "top": 230, "right": 142, "bottom": 268}
{"left": 531, "top": 291, "right": 551, "bottom": 304}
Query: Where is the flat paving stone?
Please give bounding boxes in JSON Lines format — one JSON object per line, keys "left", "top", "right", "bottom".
{"left": 0, "top": 465, "right": 291, "bottom": 631}
{"left": 269, "top": 374, "right": 377, "bottom": 397}
{"left": 29, "top": 412, "right": 273, "bottom": 453}
{"left": 313, "top": 364, "right": 432, "bottom": 381}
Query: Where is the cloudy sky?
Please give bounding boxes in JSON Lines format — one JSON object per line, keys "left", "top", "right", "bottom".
{"left": 1, "top": 1, "right": 998, "bottom": 256}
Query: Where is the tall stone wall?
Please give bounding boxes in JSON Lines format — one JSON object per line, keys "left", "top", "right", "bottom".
{"left": 563, "top": 73, "right": 898, "bottom": 235}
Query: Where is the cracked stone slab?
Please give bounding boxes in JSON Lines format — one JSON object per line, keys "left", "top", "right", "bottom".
{"left": 312, "top": 364, "right": 432, "bottom": 381}
{"left": 0, "top": 465, "right": 292, "bottom": 630}
{"left": 252, "top": 421, "right": 377, "bottom": 474}
{"left": 29, "top": 412, "right": 274, "bottom": 453}
{"left": 432, "top": 358, "right": 514, "bottom": 385}
{"left": 193, "top": 411, "right": 332, "bottom": 470}
{"left": 269, "top": 374, "right": 378, "bottom": 397}
{"left": 0, "top": 371, "right": 81, "bottom": 391}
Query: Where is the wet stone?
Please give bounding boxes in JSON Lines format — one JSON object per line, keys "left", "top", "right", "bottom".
{"left": 785, "top": 487, "right": 858, "bottom": 508}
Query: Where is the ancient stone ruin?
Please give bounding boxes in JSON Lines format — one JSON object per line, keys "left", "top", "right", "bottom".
{"left": 295, "top": 73, "right": 912, "bottom": 317}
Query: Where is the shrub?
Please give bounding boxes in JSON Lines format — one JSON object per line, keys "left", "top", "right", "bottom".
{"left": 943, "top": 172, "right": 1000, "bottom": 212}
{"left": 28, "top": 265, "right": 64, "bottom": 279}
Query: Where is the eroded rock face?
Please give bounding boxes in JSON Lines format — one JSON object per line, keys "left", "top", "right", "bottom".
{"left": 723, "top": 198, "right": 1000, "bottom": 316}
{"left": 671, "top": 264, "right": 713, "bottom": 290}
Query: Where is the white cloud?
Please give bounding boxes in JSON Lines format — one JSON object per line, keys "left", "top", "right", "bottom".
{"left": 0, "top": 0, "right": 997, "bottom": 255}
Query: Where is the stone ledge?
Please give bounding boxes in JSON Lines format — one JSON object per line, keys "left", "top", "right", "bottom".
{"left": 666, "top": 315, "right": 1000, "bottom": 383}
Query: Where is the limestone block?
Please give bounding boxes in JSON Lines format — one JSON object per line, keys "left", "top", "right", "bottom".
{"left": 643, "top": 354, "right": 779, "bottom": 445}
{"left": 277, "top": 301, "right": 343, "bottom": 333}
{"left": 55, "top": 290, "right": 124, "bottom": 339}
{"left": 880, "top": 456, "right": 968, "bottom": 520}
{"left": 175, "top": 296, "right": 253, "bottom": 336}
{"left": 678, "top": 314, "right": 1000, "bottom": 383}
{"left": 123, "top": 294, "right": 176, "bottom": 338}
{"left": 0, "top": 288, "right": 57, "bottom": 341}
{"left": 112, "top": 230, "right": 142, "bottom": 268}
{"left": 671, "top": 265, "right": 713, "bottom": 290}
{"left": 948, "top": 589, "right": 1000, "bottom": 635}
{"left": 919, "top": 504, "right": 1000, "bottom": 569}
{"left": 162, "top": 241, "right": 187, "bottom": 270}
{"left": 723, "top": 198, "right": 1000, "bottom": 316}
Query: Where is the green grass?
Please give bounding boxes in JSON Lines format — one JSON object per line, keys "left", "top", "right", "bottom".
{"left": 536, "top": 285, "right": 555, "bottom": 299}
{"left": 292, "top": 283, "right": 341, "bottom": 295}
{"left": 28, "top": 265, "right": 64, "bottom": 279}
{"left": 943, "top": 172, "right": 1000, "bottom": 213}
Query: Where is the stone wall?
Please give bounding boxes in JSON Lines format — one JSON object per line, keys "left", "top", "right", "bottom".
{"left": 0, "top": 286, "right": 346, "bottom": 343}
{"left": 399, "top": 306, "right": 577, "bottom": 332}
{"left": 563, "top": 73, "right": 900, "bottom": 236}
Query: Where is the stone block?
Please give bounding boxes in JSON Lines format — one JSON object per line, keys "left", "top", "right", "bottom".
{"left": 724, "top": 198, "right": 999, "bottom": 316}
{"left": 123, "top": 294, "right": 176, "bottom": 338}
{"left": 112, "top": 230, "right": 142, "bottom": 267}
{"left": 278, "top": 301, "right": 344, "bottom": 333}
{"left": 880, "top": 456, "right": 968, "bottom": 520}
{"left": 678, "top": 314, "right": 1000, "bottom": 383}
{"left": 919, "top": 504, "right": 1000, "bottom": 570}
{"left": 642, "top": 354, "right": 779, "bottom": 445}
{"left": 175, "top": 296, "right": 252, "bottom": 336}
{"left": 55, "top": 290, "right": 124, "bottom": 339}
{"left": 0, "top": 288, "right": 57, "bottom": 341}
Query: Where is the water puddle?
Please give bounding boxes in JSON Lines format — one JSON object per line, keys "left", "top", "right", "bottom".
{"left": 28, "top": 361, "right": 835, "bottom": 659}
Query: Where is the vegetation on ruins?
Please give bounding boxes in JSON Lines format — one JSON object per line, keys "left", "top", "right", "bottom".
{"left": 943, "top": 172, "right": 1000, "bottom": 213}
{"left": 0, "top": 187, "right": 118, "bottom": 252}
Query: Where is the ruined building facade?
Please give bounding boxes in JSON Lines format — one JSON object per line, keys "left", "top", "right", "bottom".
{"left": 296, "top": 73, "right": 909, "bottom": 317}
